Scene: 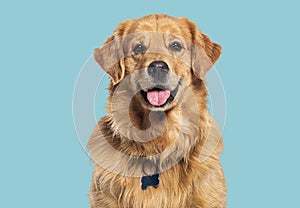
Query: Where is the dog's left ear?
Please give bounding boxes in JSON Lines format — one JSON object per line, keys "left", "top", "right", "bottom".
{"left": 94, "top": 35, "right": 125, "bottom": 85}
{"left": 190, "top": 26, "right": 222, "bottom": 80}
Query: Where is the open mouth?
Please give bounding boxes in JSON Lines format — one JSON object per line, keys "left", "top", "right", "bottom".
{"left": 140, "top": 84, "right": 179, "bottom": 107}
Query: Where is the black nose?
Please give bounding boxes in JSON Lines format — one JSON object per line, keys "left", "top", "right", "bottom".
{"left": 147, "top": 61, "right": 169, "bottom": 82}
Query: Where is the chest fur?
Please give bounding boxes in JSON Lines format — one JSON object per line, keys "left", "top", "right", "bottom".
{"left": 91, "top": 162, "right": 201, "bottom": 208}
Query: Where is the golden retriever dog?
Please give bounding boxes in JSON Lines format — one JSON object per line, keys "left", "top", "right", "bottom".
{"left": 88, "top": 14, "right": 226, "bottom": 208}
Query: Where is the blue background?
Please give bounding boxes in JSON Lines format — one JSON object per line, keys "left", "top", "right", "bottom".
{"left": 1, "top": 0, "right": 299, "bottom": 207}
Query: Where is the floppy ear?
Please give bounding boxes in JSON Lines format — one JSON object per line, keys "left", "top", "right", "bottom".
{"left": 94, "top": 35, "right": 125, "bottom": 85}
{"left": 191, "top": 27, "right": 222, "bottom": 80}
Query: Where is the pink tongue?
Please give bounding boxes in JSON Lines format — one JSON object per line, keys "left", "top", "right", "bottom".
{"left": 147, "top": 90, "right": 171, "bottom": 106}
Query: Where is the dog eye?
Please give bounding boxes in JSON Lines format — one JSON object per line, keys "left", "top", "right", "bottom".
{"left": 133, "top": 43, "right": 147, "bottom": 54}
{"left": 169, "top": 41, "right": 182, "bottom": 52}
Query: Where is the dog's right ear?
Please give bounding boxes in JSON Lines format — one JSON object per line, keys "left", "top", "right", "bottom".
{"left": 94, "top": 35, "right": 125, "bottom": 85}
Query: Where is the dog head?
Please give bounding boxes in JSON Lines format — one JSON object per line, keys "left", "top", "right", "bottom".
{"left": 94, "top": 14, "right": 221, "bottom": 112}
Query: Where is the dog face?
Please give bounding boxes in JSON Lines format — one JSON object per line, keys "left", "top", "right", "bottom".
{"left": 95, "top": 14, "right": 221, "bottom": 113}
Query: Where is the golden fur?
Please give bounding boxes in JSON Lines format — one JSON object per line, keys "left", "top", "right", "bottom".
{"left": 88, "top": 14, "right": 226, "bottom": 208}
